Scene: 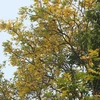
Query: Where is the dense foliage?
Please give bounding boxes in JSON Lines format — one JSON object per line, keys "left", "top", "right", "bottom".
{"left": 0, "top": 0, "right": 100, "bottom": 100}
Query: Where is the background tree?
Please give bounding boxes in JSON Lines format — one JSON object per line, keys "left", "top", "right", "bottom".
{"left": 77, "top": 0, "right": 100, "bottom": 97}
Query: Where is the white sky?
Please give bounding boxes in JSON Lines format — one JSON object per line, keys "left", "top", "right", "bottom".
{"left": 0, "top": 0, "right": 33, "bottom": 79}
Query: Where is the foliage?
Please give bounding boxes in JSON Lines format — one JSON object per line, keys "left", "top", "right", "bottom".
{"left": 0, "top": 0, "right": 100, "bottom": 99}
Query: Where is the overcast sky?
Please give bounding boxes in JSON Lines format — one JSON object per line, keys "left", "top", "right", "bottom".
{"left": 0, "top": 0, "right": 33, "bottom": 79}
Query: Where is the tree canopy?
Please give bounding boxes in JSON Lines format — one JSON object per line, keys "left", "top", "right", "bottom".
{"left": 0, "top": 0, "right": 100, "bottom": 100}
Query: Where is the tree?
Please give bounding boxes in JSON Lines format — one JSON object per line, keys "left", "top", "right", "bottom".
{"left": 0, "top": 0, "right": 100, "bottom": 99}
{"left": 0, "top": 63, "right": 19, "bottom": 100}
{"left": 81, "top": 0, "right": 100, "bottom": 97}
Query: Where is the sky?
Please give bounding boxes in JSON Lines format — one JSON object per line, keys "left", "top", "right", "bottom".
{"left": 0, "top": 0, "right": 33, "bottom": 79}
